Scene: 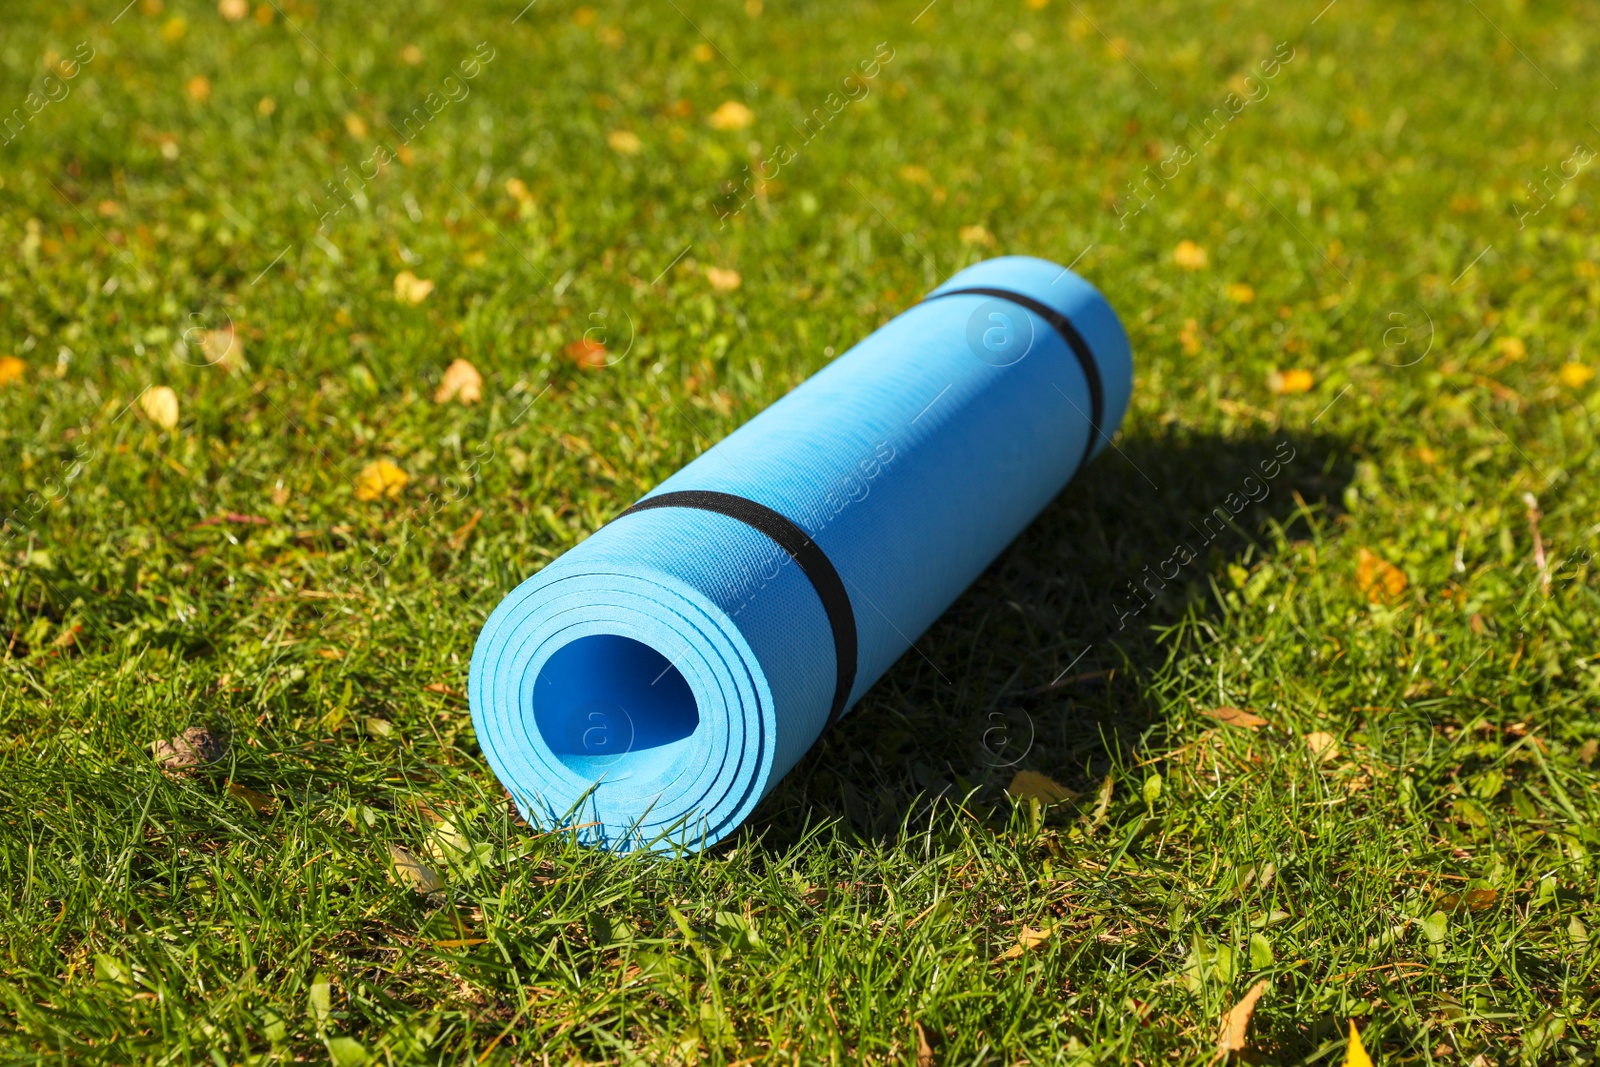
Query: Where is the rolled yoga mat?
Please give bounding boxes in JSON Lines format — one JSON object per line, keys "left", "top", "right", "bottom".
{"left": 470, "top": 255, "right": 1133, "bottom": 852}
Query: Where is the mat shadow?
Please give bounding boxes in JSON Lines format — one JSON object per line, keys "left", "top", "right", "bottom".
{"left": 744, "top": 427, "right": 1355, "bottom": 847}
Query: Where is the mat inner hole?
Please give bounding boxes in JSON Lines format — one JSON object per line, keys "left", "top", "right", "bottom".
{"left": 533, "top": 635, "right": 700, "bottom": 780}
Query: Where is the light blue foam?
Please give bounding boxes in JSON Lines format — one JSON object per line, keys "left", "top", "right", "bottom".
{"left": 470, "top": 255, "right": 1132, "bottom": 851}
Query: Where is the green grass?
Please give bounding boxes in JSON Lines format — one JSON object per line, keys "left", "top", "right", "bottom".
{"left": 2, "top": 0, "right": 1599, "bottom": 1062}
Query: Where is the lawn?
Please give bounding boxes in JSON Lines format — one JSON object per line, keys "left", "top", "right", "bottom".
{"left": 2, "top": 0, "right": 1598, "bottom": 1062}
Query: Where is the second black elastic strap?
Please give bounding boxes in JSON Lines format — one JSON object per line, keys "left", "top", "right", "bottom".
{"left": 924, "top": 285, "right": 1105, "bottom": 476}
{"left": 617, "top": 490, "right": 858, "bottom": 732}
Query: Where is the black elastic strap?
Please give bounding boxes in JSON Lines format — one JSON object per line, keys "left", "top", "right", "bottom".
{"left": 924, "top": 285, "right": 1105, "bottom": 475}
{"left": 618, "top": 490, "right": 858, "bottom": 731}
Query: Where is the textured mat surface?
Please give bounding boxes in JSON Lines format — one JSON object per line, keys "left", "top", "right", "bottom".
{"left": 470, "top": 255, "right": 1133, "bottom": 851}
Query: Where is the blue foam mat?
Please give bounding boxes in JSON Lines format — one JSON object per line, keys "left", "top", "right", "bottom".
{"left": 470, "top": 255, "right": 1133, "bottom": 851}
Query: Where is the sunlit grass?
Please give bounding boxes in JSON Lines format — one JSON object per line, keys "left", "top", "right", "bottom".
{"left": 1, "top": 0, "right": 1598, "bottom": 1062}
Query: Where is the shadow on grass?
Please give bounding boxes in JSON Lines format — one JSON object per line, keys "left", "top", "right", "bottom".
{"left": 748, "top": 427, "right": 1355, "bottom": 847}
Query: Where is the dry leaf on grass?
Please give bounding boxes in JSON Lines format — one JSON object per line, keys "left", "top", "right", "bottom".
{"left": 959, "top": 224, "right": 995, "bottom": 247}
{"left": 228, "top": 782, "right": 275, "bottom": 814}
{"left": 1356, "top": 548, "right": 1408, "bottom": 603}
{"left": 705, "top": 266, "right": 742, "bottom": 292}
{"left": 1345, "top": 1021, "right": 1373, "bottom": 1067}
{"left": 1495, "top": 336, "right": 1527, "bottom": 362}
{"left": 606, "top": 129, "right": 643, "bottom": 155}
{"left": 914, "top": 1021, "right": 935, "bottom": 1067}
{"left": 1204, "top": 706, "right": 1268, "bottom": 729}
{"left": 1085, "top": 773, "right": 1114, "bottom": 831}
{"left": 998, "top": 924, "right": 1053, "bottom": 959}
{"left": 353, "top": 459, "right": 408, "bottom": 502}
{"left": 563, "top": 337, "right": 609, "bottom": 369}
{"left": 140, "top": 386, "right": 180, "bottom": 430}
{"left": 433, "top": 358, "right": 483, "bottom": 404}
{"left": 393, "top": 270, "right": 435, "bottom": 305}
{"left": 448, "top": 508, "right": 484, "bottom": 550}
{"left": 1267, "top": 368, "right": 1315, "bottom": 395}
{"left": 199, "top": 323, "right": 242, "bottom": 368}
{"left": 505, "top": 176, "right": 532, "bottom": 203}
{"left": 707, "top": 99, "right": 755, "bottom": 130}
{"left": 153, "top": 726, "right": 227, "bottom": 771}
{"left": 388, "top": 844, "right": 446, "bottom": 894}
{"left": 1173, "top": 239, "right": 1208, "bottom": 270}
{"left": 1006, "top": 769, "right": 1077, "bottom": 805}
{"left": 1217, "top": 979, "right": 1269, "bottom": 1054}
{"left": 0, "top": 356, "right": 26, "bottom": 386}
{"left": 1439, "top": 887, "right": 1498, "bottom": 911}
{"left": 1303, "top": 730, "right": 1340, "bottom": 762}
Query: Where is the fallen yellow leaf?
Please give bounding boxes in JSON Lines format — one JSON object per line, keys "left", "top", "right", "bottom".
{"left": 1356, "top": 547, "right": 1407, "bottom": 603}
{"left": 388, "top": 844, "right": 446, "bottom": 894}
{"left": 434, "top": 358, "right": 483, "bottom": 404}
{"left": 228, "top": 782, "right": 275, "bottom": 814}
{"left": 184, "top": 75, "right": 211, "bottom": 103}
{"left": 0, "top": 356, "right": 26, "bottom": 386}
{"left": 914, "top": 1021, "right": 935, "bottom": 1067}
{"left": 1346, "top": 1021, "right": 1373, "bottom": 1067}
{"left": 1439, "top": 887, "right": 1498, "bottom": 911}
{"left": 1179, "top": 318, "right": 1203, "bottom": 356}
{"left": 959, "top": 224, "right": 995, "bottom": 246}
{"left": 200, "top": 323, "right": 242, "bottom": 368}
{"left": 999, "top": 924, "right": 1053, "bottom": 959}
{"left": 505, "top": 177, "right": 533, "bottom": 203}
{"left": 707, "top": 99, "right": 755, "bottom": 130}
{"left": 354, "top": 459, "right": 409, "bottom": 502}
{"left": 1085, "top": 773, "right": 1114, "bottom": 832}
{"left": 706, "top": 266, "right": 742, "bottom": 292}
{"left": 1204, "top": 706, "right": 1269, "bottom": 729}
{"left": 394, "top": 270, "right": 435, "bottom": 305}
{"left": 433, "top": 937, "right": 488, "bottom": 948}
{"left": 1006, "top": 769, "right": 1077, "bottom": 804}
{"left": 607, "top": 129, "right": 643, "bottom": 155}
{"left": 1173, "top": 239, "right": 1208, "bottom": 270}
{"left": 1558, "top": 362, "right": 1594, "bottom": 388}
{"left": 1494, "top": 336, "right": 1526, "bottom": 362}
{"left": 140, "top": 386, "right": 180, "bottom": 430}
{"left": 1267, "top": 368, "right": 1315, "bottom": 394}
{"left": 1217, "top": 979, "right": 1269, "bottom": 1053}
{"left": 1304, "top": 730, "right": 1340, "bottom": 762}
